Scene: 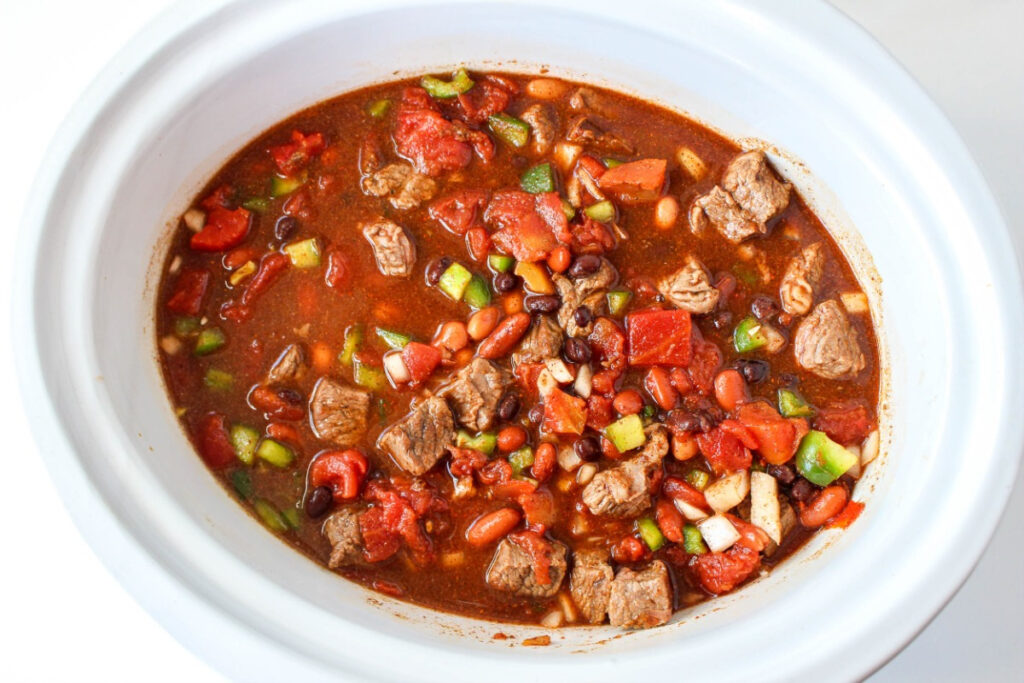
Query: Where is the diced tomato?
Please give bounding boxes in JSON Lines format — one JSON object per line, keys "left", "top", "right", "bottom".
{"left": 687, "top": 333, "right": 723, "bottom": 394}
{"left": 241, "top": 252, "right": 289, "bottom": 306}
{"left": 662, "top": 476, "right": 711, "bottom": 511}
{"left": 508, "top": 530, "right": 555, "bottom": 585}
{"left": 655, "top": 498, "right": 685, "bottom": 543}
{"left": 466, "top": 226, "right": 491, "bottom": 262}
{"left": 814, "top": 402, "right": 875, "bottom": 446}
{"left": 517, "top": 488, "right": 555, "bottom": 532}
{"left": 219, "top": 302, "right": 251, "bottom": 323}
{"left": 669, "top": 367, "right": 693, "bottom": 394}
{"left": 371, "top": 579, "right": 405, "bottom": 597}
{"left": 394, "top": 87, "right": 472, "bottom": 176}
{"left": 428, "top": 189, "right": 489, "bottom": 235}
{"left": 627, "top": 309, "right": 692, "bottom": 366}
{"left": 456, "top": 79, "right": 512, "bottom": 123}
{"left": 589, "top": 317, "right": 627, "bottom": 375}
{"left": 190, "top": 206, "right": 251, "bottom": 252}
{"left": 166, "top": 268, "right": 210, "bottom": 316}
{"left": 360, "top": 479, "right": 436, "bottom": 564}
{"left": 690, "top": 542, "right": 761, "bottom": 594}
{"left": 266, "top": 422, "right": 301, "bottom": 445}
{"left": 577, "top": 155, "right": 606, "bottom": 180}
{"left": 736, "top": 401, "right": 806, "bottom": 465}
{"left": 310, "top": 449, "right": 369, "bottom": 502}
{"left": 585, "top": 394, "right": 615, "bottom": 430}
{"left": 514, "top": 362, "right": 545, "bottom": 397}
{"left": 601, "top": 436, "right": 622, "bottom": 460}
{"left": 401, "top": 342, "right": 442, "bottom": 384}
{"left": 696, "top": 427, "right": 752, "bottom": 475}
{"left": 325, "top": 247, "right": 351, "bottom": 292}
{"left": 283, "top": 188, "right": 313, "bottom": 220}
{"left": 485, "top": 190, "right": 570, "bottom": 262}
{"left": 223, "top": 246, "right": 260, "bottom": 270}
{"left": 200, "top": 185, "right": 234, "bottom": 211}
{"left": 719, "top": 419, "right": 759, "bottom": 450}
{"left": 448, "top": 447, "right": 488, "bottom": 477}
{"left": 590, "top": 370, "right": 618, "bottom": 396}
{"left": 542, "top": 388, "right": 588, "bottom": 435}
{"left": 827, "top": 499, "right": 865, "bottom": 530}
{"left": 249, "top": 385, "right": 305, "bottom": 421}
{"left": 196, "top": 413, "right": 236, "bottom": 469}
{"left": 644, "top": 367, "right": 678, "bottom": 411}
{"left": 725, "top": 513, "right": 771, "bottom": 552}
{"left": 570, "top": 217, "right": 616, "bottom": 254}
{"left": 597, "top": 159, "right": 667, "bottom": 201}
{"left": 268, "top": 130, "right": 325, "bottom": 176}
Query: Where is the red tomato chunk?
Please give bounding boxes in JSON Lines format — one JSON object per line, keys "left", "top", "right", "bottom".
{"left": 627, "top": 309, "right": 692, "bottom": 367}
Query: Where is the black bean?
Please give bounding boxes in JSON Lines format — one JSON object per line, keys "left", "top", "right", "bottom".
{"left": 568, "top": 254, "right": 601, "bottom": 278}
{"left": 751, "top": 295, "right": 779, "bottom": 321}
{"left": 525, "top": 295, "right": 561, "bottom": 314}
{"left": 789, "top": 478, "right": 815, "bottom": 502}
{"left": 493, "top": 271, "right": 519, "bottom": 293}
{"left": 277, "top": 388, "right": 303, "bottom": 404}
{"left": 573, "top": 305, "right": 594, "bottom": 329}
{"left": 497, "top": 393, "right": 521, "bottom": 421}
{"left": 666, "top": 409, "right": 716, "bottom": 433}
{"left": 574, "top": 435, "right": 600, "bottom": 461}
{"left": 425, "top": 257, "right": 452, "bottom": 286}
{"left": 305, "top": 486, "right": 333, "bottom": 518}
{"left": 564, "top": 337, "right": 592, "bottom": 364}
{"left": 274, "top": 215, "right": 298, "bottom": 241}
{"left": 734, "top": 359, "right": 770, "bottom": 384}
{"left": 767, "top": 464, "right": 796, "bottom": 485}
{"left": 711, "top": 311, "right": 733, "bottom": 331}
{"left": 528, "top": 404, "right": 545, "bottom": 424}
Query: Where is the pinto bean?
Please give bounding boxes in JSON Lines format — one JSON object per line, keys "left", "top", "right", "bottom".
{"left": 497, "top": 426, "right": 528, "bottom": 452}
{"left": 799, "top": 486, "right": 848, "bottom": 528}
{"left": 477, "top": 312, "right": 531, "bottom": 359}
{"left": 466, "top": 508, "right": 522, "bottom": 546}
{"left": 467, "top": 306, "right": 500, "bottom": 341}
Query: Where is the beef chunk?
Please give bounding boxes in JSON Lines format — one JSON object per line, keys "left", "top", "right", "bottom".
{"left": 553, "top": 257, "right": 618, "bottom": 337}
{"left": 360, "top": 162, "right": 437, "bottom": 210}
{"left": 266, "top": 343, "right": 306, "bottom": 386}
{"left": 512, "top": 315, "right": 563, "bottom": 366}
{"left": 657, "top": 255, "right": 720, "bottom": 314}
{"left": 362, "top": 219, "right": 416, "bottom": 277}
{"left": 568, "top": 87, "right": 612, "bottom": 116}
{"left": 310, "top": 378, "right": 369, "bottom": 446}
{"left": 520, "top": 103, "right": 557, "bottom": 155}
{"left": 607, "top": 561, "right": 672, "bottom": 628}
{"left": 793, "top": 300, "right": 865, "bottom": 380}
{"left": 565, "top": 116, "right": 633, "bottom": 154}
{"left": 324, "top": 507, "right": 364, "bottom": 568}
{"left": 436, "top": 357, "right": 512, "bottom": 432}
{"left": 570, "top": 549, "right": 614, "bottom": 624}
{"left": 779, "top": 242, "right": 824, "bottom": 315}
{"left": 689, "top": 151, "right": 791, "bottom": 242}
{"left": 485, "top": 536, "right": 569, "bottom": 598}
{"left": 377, "top": 395, "right": 455, "bottom": 475}
{"left": 581, "top": 426, "right": 668, "bottom": 518}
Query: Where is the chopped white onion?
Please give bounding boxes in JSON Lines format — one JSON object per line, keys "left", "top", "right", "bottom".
{"left": 557, "top": 444, "right": 583, "bottom": 472}
{"left": 673, "top": 499, "right": 709, "bottom": 522}
{"left": 168, "top": 255, "right": 182, "bottom": 275}
{"left": 540, "top": 610, "right": 564, "bottom": 628}
{"left": 536, "top": 368, "right": 559, "bottom": 396}
{"left": 576, "top": 463, "right": 597, "bottom": 485}
{"left": 697, "top": 514, "right": 741, "bottom": 553}
{"left": 750, "top": 471, "right": 782, "bottom": 544}
{"left": 554, "top": 142, "right": 583, "bottom": 173}
{"left": 159, "top": 335, "right": 182, "bottom": 355}
{"left": 704, "top": 470, "right": 750, "bottom": 513}
{"left": 183, "top": 208, "right": 206, "bottom": 232}
{"left": 861, "top": 429, "right": 880, "bottom": 465}
{"left": 573, "top": 363, "right": 593, "bottom": 398}
{"left": 383, "top": 351, "right": 411, "bottom": 384}
{"left": 841, "top": 291, "right": 870, "bottom": 314}
{"left": 544, "top": 358, "right": 574, "bottom": 383}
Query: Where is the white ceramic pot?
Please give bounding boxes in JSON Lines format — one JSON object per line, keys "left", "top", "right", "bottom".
{"left": 15, "top": 1, "right": 1024, "bottom": 681}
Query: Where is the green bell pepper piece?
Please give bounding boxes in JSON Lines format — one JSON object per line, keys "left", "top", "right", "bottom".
{"left": 795, "top": 430, "right": 858, "bottom": 486}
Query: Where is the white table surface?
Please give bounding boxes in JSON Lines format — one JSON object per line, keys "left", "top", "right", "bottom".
{"left": 1, "top": 1, "right": 1021, "bottom": 681}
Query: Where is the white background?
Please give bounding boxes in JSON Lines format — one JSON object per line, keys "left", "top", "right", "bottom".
{"left": 1, "top": 1, "right": 1021, "bottom": 681}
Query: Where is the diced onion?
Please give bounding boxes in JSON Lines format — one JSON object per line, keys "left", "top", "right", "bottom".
{"left": 845, "top": 446, "right": 862, "bottom": 478}
{"left": 558, "top": 592, "right": 578, "bottom": 623}
{"left": 554, "top": 142, "right": 583, "bottom": 173}
{"left": 183, "top": 208, "right": 206, "bottom": 232}
{"left": 704, "top": 470, "right": 750, "bottom": 513}
{"left": 841, "top": 291, "right": 870, "bottom": 314}
{"left": 697, "top": 514, "right": 741, "bottom": 553}
{"left": 536, "top": 368, "right": 559, "bottom": 396}
{"left": 159, "top": 335, "right": 182, "bottom": 355}
{"left": 544, "top": 358, "right": 574, "bottom": 383}
{"left": 750, "top": 471, "right": 782, "bottom": 544}
{"left": 440, "top": 551, "right": 466, "bottom": 567}
{"left": 168, "top": 255, "right": 182, "bottom": 275}
{"left": 576, "top": 463, "right": 597, "bottom": 486}
{"left": 557, "top": 445, "right": 583, "bottom": 472}
{"left": 673, "top": 499, "right": 709, "bottom": 522}
{"left": 573, "top": 363, "right": 593, "bottom": 399}
{"left": 861, "top": 429, "right": 880, "bottom": 465}
{"left": 383, "top": 351, "right": 411, "bottom": 384}
{"left": 540, "top": 610, "right": 564, "bottom": 628}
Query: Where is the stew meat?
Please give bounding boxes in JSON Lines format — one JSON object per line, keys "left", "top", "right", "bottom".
{"left": 157, "top": 69, "right": 880, "bottom": 629}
